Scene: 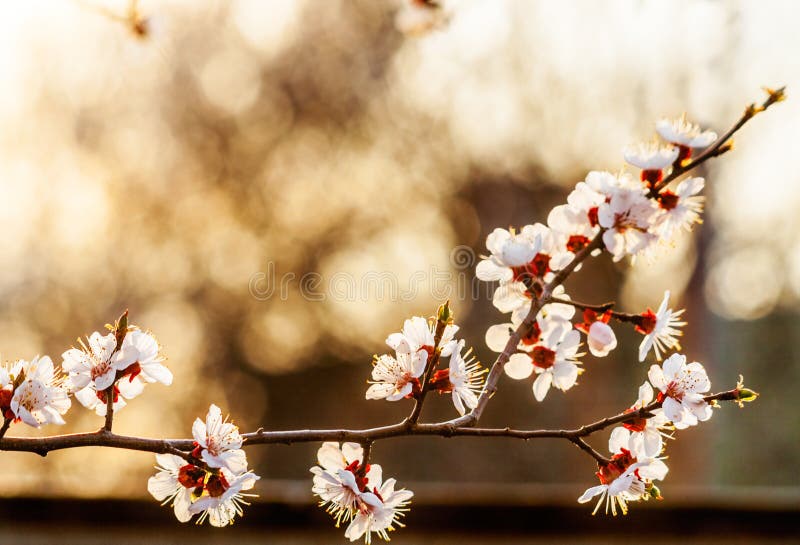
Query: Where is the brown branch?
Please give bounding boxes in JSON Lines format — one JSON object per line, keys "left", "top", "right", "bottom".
{"left": 0, "top": 389, "right": 744, "bottom": 462}
{"left": 0, "top": 418, "right": 11, "bottom": 440}
{"left": 571, "top": 437, "right": 610, "bottom": 465}
{"left": 103, "top": 387, "right": 115, "bottom": 432}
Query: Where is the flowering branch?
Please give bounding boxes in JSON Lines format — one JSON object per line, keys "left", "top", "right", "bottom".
{"left": 0, "top": 87, "right": 781, "bottom": 538}
{"left": 650, "top": 86, "right": 785, "bottom": 195}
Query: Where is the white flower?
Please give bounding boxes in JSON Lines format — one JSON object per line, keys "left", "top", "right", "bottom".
{"left": 192, "top": 404, "right": 248, "bottom": 473}
{"left": 504, "top": 322, "right": 583, "bottom": 401}
{"left": 475, "top": 226, "right": 542, "bottom": 283}
{"left": 578, "top": 434, "right": 668, "bottom": 516}
{"left": 366, "top": 351, "right": 427, "bottom": 401}
{"left": 310, "top": 443, "right": 413, "bottom": 543}
{"left": 112, "top": 330, "right": 173, "bottom": 386}
{"left": 490, "top": 281, "right": 531, "bottom": 314}
{"left": 648, "top": 353, "right": 712, "bottom": 429}
{"left": 656, "top": 115, "right": 717, "bottom": 149}
{"left": 623, "top": 142, "right": 679, "bottom": 172}
{"left": 311, "top": 442, "right": 381, "bottom": 525}
{"left": 615, "top": 382, "right": 671, "bottom": 458}
{"left": 63, "top": 328, "right": 169, "bottom": 416}
{"left": 652, "top": 177, "right": 705, "bottom": 239}
{"left": 548, "top": 180, "right": 605, "bottom": 263}
{"left": 485, "top": 291, "right": 574, "bottom": 354}
{"left": 637, "top": 291, "right": 686, "bottom": 361}
{"left": 189, "top": 469, "right": 260, "bottom": 527}
{"left": 62, "top": 331, "right": 119, "bottom": 393}
{"left": 344, "top": 477, "right": 413, "bottom": 544}
{"left": 147, "top": 453, "right": 198, "bottom": 523}
{"left": 598, "top": 187, "right": 658, "bottom": 261}
{"left": 148, "top": 408, "right": 260, "bottom": 527}
{"left": 430, "top": 340, "right": 486, "bottom": 416}
{"left": 9, "top": 356, "right": 71, "bottom": 427}
{"left": 385, "top": 316, "right": 458, "bottom": 357}
{"left": 586, "top": 321, "right": 617, "bottom": 358}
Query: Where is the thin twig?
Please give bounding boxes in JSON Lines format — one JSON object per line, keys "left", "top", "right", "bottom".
{"left": 570, "top": 437, "right": 610, "bottom": 465}
{"left": 407, "top": 317, "right": 448, "bottom": 424}
{"left": 550, "top": 297, "right": 616, "bottom": 313}
{"left": 103, "top": 387, "right": 115, "bottom": 432}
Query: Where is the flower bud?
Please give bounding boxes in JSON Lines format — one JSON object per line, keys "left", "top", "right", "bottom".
{"left": 437, "top": 300, "right": 452, "bottom": 324}
{"left": 587, "top": 321, "right": 617, "bottom": 357}
{"left": 736, "top": 388, "right": 759, "bottom": 404}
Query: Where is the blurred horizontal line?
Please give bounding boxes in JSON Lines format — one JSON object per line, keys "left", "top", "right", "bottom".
{"left": 256, "top": 479, "right": 800, "bottom": 510}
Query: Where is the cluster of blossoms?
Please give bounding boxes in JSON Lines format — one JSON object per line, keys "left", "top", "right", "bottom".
{"left": 366, "top": 314, "right": 486, "bottom": 416}
{"left": 579, "top": 353, "right": 713, "bottom": 514}
{"left": 147, "top": 404, "right": 260, "bottom": 527}
{"left": 0, "top": 356, "right": 70, "bottom": 428}
{"left": 63, "top": 325, "right": 172, "bottom": 415}
{"left": 0, "top": 313, "right": 262, "bottom": 527}
{"left": 476, "top": 113, "right": 716, "bottom": 406}
{"left": 473, "top": 112, "right": 742, "bottom": 515}
{"left": 0, "top": 312, "right": 173, "bottom": 432}
{"left": 311, "top": 442, "right": 413, "bottom": 543}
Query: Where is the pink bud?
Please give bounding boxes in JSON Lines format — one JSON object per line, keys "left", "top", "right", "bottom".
{"left": 587, "top": 321, "right": 617, "bottom": 357}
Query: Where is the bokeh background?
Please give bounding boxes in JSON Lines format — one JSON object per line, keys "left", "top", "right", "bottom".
{"left": 0, "top": 0, "right": 798, "bottom": 542}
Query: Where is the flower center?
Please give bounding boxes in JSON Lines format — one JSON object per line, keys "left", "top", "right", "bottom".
{"left": 511, "top": 253, "right": 551, "bottom": 282}
{"left": 596, "top": 448, "right": 636, "bottom": 485}
{"left": 520, "top": 322, "right": 542, "bottom": 346}
{"left": 530, "top": 346, "right": 556, "bottom": 369}
{"left": 95, "top": 385, "right": 120, "bottom": 404}
{"left": 635, "top": 310, "right": 657, "bottom": 335}
{"left": 0, "top": 388, "right": 13, "bottom": 419}
{"left": 677, "top": 144, "right": 692, "bottom": 164}
{"left": 566, "top": 234, "right": 591, "bottom": 253}
{"left": 178, "top": 464, "right": 206, "bottom": 489}
{"left": 120, "top": 362, "right": 142, "bottom": 382}
{"left": 344, "top": 460, "right": 371, "bottom": 492}
{"left": 664, "top": 380, "right": 684, "bottom": 402}
{"left": 205, "top": 472, "right": 230, "bottom": 498}
{"left": 429, "top": 369, "right": 452, "bottom": 393}
{"left": 640, "top": 169, "right": 663, "bottom": 187}
{"left": 658, "top": 191, "right": 680, "bottom": 211}
{"left": 587, "top": 207, "right": 599, "bottom": 227}
{"left": 622, "top": 408, "right": 647, "bottom": 432}
{"left": 90, "top": 360, "right": 112, "bottom": 382}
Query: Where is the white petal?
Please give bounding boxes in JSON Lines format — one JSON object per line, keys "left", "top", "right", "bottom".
{"left": 532, "top": 372, "right": 552, "bottom": 401}
{"left": 341, "top": 442, "right": 363, "bottom": 464}
{"left": 504, "top": 354, "right": 533, "bottom": 380}
{"left": 609, "top": 427, "right": 630, "bottom": 454}
{"left": 476, "top": 259, "right": 512, "bottom": 282}
{"left": 366, "top": 383, "right": 394, "bottom": 400}
{"left": 647, "top": 364, "right": 667, "bottom": 391}
{"left": 485, "top": 324, "right": 513, "bottom": 353}
{"left": 662, "top": 396, "right": 684, "bottom": 424}
{"left": 578, "top": 485, "right": 607, "bottom": 503}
